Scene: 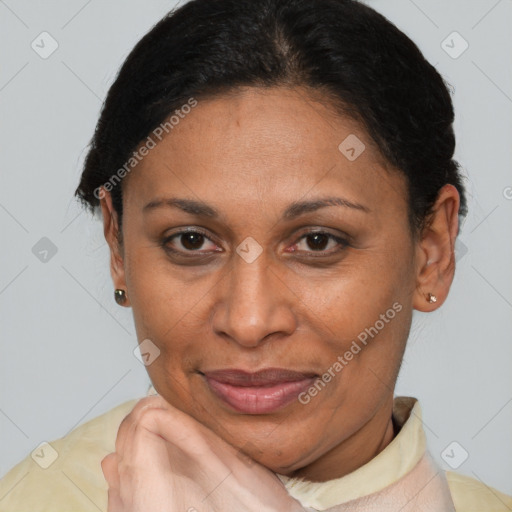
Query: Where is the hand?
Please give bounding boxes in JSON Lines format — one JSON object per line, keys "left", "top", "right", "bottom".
{"left": 101, "top": 394, "right": 306, "bottom": 512}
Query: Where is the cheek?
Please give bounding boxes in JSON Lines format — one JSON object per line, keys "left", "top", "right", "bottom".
{"left": 123, "top": 215, "right": 415, "bottom": 366}
{"left": 303, "top": 249, "right": 412, "bottom": 341}
{"left": 123, "top": 245, "right": 227, "bottom": 392}
{"left": 295, "top": 246, "right": 414, "bottom": 409}
{"left": 124, "top": 243, "right": 195, "bottom": 326}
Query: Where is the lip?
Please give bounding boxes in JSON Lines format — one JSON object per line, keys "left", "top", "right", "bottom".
{"left": 202, "top": 368, "right": 318, "bottom": 414}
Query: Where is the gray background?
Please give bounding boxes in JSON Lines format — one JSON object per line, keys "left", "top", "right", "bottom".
{"left": 1, "top": 0, "right": 511, "bottom": 497}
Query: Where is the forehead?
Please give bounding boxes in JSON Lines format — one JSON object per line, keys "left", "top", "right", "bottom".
{"left": 123, "top": 86, "right": 406, "bottom": 223}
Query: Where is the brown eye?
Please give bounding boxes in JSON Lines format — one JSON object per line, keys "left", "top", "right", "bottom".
{"left": 180, "top": 232, "right": 206, "bottom": 250}
{"left": 305, "top": 233, "right": 330, "bottom": 251}
{"left": 162, "top": 229, "right": 219, "bottom": 255}
{"left": 292, "top": 231, "right": 349, "bottom": 255}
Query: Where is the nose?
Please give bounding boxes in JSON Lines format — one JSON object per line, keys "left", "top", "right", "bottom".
{"left": 212, "top": 250, "right": 297, "bottom": 348}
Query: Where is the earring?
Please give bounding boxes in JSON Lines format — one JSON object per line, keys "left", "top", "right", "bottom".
{"left": 114, "top": 289, "right": 127, "bottom": 305}
{"left": 426, "top": 293, "right": 437, "bottom": 304}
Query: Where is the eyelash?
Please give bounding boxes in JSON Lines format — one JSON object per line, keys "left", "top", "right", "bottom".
{"left": 161, "top": 228, "right": 350, "bottom": 258}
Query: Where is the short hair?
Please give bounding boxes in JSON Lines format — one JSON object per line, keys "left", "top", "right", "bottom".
{"left": 75, "top": 0, "right": 467, "bottom": 233}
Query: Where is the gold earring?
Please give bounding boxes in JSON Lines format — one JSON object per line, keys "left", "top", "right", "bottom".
{"left": 427, "top": 293, "right": 437, "bottom": 304}
{"left": 115, "top": 289, "right": 127, "bottom": 305}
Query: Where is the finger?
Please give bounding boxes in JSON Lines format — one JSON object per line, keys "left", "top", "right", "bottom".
{"left": 114, "top": 395, "right": 168, "bottom": 457}
{"left": 112, "top": 398, "right": 302, "bottom": 512}
{"left": 123, "top": 395, "right": 244, "bottom": 465}
{"left": 106, "top": 487, "right": 124, "bottom": 512}
{"left": 102, "top": 453, "right": 127, "bottom": 512}
{"left": 101, "top": 453, "right": 120, "bottom": 491}
{"left": 116, "top": 426, "right": 176, "bottom": 507}
{"left": 124, "top": 405, "right": 222, "bottom": 468}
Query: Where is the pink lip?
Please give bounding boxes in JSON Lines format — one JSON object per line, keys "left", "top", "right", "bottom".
{"left": 202, "top": 368, "right": 318, "bottom": 414}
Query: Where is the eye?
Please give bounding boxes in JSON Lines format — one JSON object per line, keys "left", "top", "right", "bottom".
{"left": 289, "top": 231, "right": 349, "bottom": 255}
{"left": 162, "top": 229, "right": 220, "bottom": 255}
{"left": 161, "top": 228, "right": 350, "bottom": 259}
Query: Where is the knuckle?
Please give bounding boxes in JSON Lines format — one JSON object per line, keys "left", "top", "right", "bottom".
{"left": 131, "top": 395, "right": 163, "bottom": 417}
{"left": 101, "top": 453, "right": 115, "bottom": 474}
{"left": 117, "top": 395, "right": 164, "bottom": 433}
{"left": 136, "top": 405, "right": 162, "bottom": 428}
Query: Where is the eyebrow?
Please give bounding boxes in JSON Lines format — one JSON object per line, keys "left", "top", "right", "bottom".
{"left": 142, "top": 196, "right": 370, "bottom": 219}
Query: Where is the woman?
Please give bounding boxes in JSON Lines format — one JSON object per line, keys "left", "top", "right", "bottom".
{"left": 0, "top": 0, "right": 510, "bottom": 510}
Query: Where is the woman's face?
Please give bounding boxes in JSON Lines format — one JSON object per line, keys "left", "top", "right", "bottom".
{"left": 106, "top": 87, "right": 422, "bottom": 480}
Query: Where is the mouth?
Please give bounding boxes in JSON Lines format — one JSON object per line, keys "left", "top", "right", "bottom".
{"left": 201, "top": 368, "right": 318, "bottom": 414}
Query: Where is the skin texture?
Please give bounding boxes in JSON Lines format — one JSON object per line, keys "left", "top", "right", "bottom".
{"left": 101, "top": 394, "right": 307, "bottom": 511}
{"left": 100, "top": 86, "right": 460, "bottom": 483}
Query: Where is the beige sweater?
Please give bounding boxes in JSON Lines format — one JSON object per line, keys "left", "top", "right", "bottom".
{"left": 0, "top": 391, "right": 510, "bottom": 511}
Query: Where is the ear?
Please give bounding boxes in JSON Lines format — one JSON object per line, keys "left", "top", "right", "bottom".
{"left": 413, "top": 184, "right": 461, "bottom": 312}
{"left": 99, "top": 188, "right": 131, "bottom": 307}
